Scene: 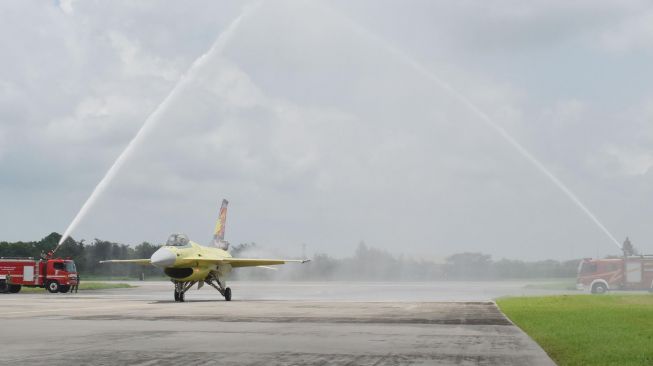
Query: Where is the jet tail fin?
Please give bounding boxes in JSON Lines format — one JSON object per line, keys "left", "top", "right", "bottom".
{"left": 211, "top": 199, "right": 230, "bottom": 250}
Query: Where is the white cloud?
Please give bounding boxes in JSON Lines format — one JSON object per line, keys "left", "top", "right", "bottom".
{"left": 108, "top": 31, "right": 181, "bottom": 81}
{"left": 0, "top": 127, "right": 5, "bottom": 159}
{"left": 604, "top": 146, "right": 653, "bottom": 176}
{"left": 58, "top": 0, "right": 75, "bottom": 14}
{"left": 546, "top": 100, "right": 586, "bottom": 127}
{"left": 599, "top": 9, "right": 653, "bottom": 52}
{"left": 44, "top": 96, "right": 132, "bottom": 142}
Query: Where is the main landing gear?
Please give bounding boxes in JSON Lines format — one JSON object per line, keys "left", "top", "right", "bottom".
{"left": 206, "top": 272, "right": 232, "bottom": 301}
{"left": 172, "top": 272, "right": 232, "bottom": 302}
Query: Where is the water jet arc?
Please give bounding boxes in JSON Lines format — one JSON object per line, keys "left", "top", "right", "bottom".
{"left": 333, "top": 8, "right": 622, "bottom": 250}
{"left": 55, "top": 4, "right": 260, "bottom": 250}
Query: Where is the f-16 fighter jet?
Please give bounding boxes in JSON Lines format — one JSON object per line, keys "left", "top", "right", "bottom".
{"left": 101, "top": 199, "right": 308, "bottom": 302}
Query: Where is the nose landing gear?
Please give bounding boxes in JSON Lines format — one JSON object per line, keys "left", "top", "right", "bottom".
{"left": 173, "top": 280, "right": 196, "bottom": 302}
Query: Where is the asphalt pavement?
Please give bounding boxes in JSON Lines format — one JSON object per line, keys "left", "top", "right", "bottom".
{"left": 0, "top": 281, "right": 557, "bottom": 365}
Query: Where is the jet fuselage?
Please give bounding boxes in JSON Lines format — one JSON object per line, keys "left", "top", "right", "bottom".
{"left": 151, "top": 241, "right": 232, "bottom": 282}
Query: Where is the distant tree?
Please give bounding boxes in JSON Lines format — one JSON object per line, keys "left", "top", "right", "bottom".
{"left": 445, "top": 252, "right": 493, "bottom": 280}
{"left": 494, "top": 258, "right": 528, "bottom": 279}
{"left": 331, "top": 241, "right": 396, "bottom": 280}
{"left": 133, "top": 242, "right": 163, "bottom": 278}
{"left": 134, "top": 242, "right": 160, "bottom": 259}
{"left": 303, "top": 253, "right": 337, "bottom": 280}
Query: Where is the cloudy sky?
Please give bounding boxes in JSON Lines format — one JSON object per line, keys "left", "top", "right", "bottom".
{"left": 1, "top": 0, "right": 653, "bottom": 260}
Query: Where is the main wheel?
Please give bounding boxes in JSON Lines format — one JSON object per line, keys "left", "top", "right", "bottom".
{"left": 179, "top": 291, "right": 185, "bottom": 302}
{"left": 174, "top": 290, "right": 179, "bottom": 302}
{"left": 59, "top": 285, "right": 70, "bottom": 293}
{"left": 46, "top": 281, "right": 60, "bottom": 293}
{"left": 8, "top": 284, "right": 21, "bottom": 293}
{"left": 591, "top": 283, "right": 607, "bottom": 294}
{"left": 224, "top": 287, "right": 232, "bottom": 301}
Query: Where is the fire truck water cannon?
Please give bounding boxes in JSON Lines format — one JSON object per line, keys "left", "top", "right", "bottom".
{"left": 0, "top": 238, "right": 80, "bottom": 294}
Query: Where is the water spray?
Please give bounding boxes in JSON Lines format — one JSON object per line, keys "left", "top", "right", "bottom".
{"left": 55, "top": 3, "right": 261, "bottom": 251}
{"left": 57, "top": 2, "right": 622, "bottom": 254}
{"left": 329, "top": 6, "right": 622, "bottom": 250}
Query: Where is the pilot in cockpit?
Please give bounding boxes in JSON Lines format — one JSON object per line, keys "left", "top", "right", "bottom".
{"left": 166, "top": 233, "right": 190, "bottom": 247}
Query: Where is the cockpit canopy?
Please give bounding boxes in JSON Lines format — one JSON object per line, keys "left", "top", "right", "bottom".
{"left": 166, "top": 233, "right": 190, "bottom": 247}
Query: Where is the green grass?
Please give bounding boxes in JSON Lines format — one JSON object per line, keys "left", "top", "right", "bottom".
{"left": 18, "top": 282, "right": 135, "bottom": 293}
{"left": 497, "top": 295, "right": 653, "bottom": 366}
{"left": 81, "top": 275, "right": 167, "bottom": 281}
{"left": 523, "top": 279, "right": 577, "bottom": 291}
{"left": 78, "top": 282, "right": 136, "bottom": 290}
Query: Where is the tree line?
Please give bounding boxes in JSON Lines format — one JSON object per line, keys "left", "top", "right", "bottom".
{"left": 0, "top": 233, "right": 162, "bottom": 278}
{"left": 229, "top": 241, "right": 580, "bottom": 280}
{"left": 1, "top": 233, "right": 580, "bottom": 280}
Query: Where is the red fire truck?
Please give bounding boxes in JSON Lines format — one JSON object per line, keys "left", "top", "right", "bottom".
{"left": 0, "top": 257, "right": 79, "bottom": 294}
{"left": 577, "top": 256, "right": 653, "bottom": 294}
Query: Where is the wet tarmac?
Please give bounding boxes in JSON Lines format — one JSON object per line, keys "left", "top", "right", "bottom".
{"left": 0, "top": 282, "right": 557, "bottom": 365}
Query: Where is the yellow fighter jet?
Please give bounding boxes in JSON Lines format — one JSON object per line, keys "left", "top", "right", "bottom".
{"left": 100, "top": 199, "right": 308, "bottom": 302}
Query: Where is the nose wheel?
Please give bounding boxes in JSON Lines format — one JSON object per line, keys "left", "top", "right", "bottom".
{"left": 173, "top": 281, "right": 195, "bottom": 302}
{"left": 174, "top": 289, "right": 185, "bottom": 302}
{"left": 224, "top": 287, "right": 232, "bottom": 301}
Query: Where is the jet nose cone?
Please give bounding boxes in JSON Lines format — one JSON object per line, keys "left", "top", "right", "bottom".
{"left": 151, "top": 248, "right": 176, "bottom": 268}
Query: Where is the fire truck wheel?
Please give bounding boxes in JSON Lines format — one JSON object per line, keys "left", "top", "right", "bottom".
{"left": 591, "top": 283, "right": 607, "bottom": 294}
{"left": 46, "top": 281, "right": 60, "bottom": 293}
{"left": 59, "top": 285, "right": 70, "bottom": 293}
{"left": 8, "top": 284, "right": 21, "bottom": 293}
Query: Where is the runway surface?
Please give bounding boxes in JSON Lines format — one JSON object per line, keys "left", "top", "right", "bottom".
{"left": 1, "top": 282, "right": 557, "bottom": 365}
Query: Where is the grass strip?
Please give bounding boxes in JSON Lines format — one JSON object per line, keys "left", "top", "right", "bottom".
{"left": 497, "top": 295, "right": 653, "bottom": 366}
{"left": 18, "top": 282, "right": 135, "bottom": 293}
{"left": 523, "top": 280, "right": 577, "bottom": 291}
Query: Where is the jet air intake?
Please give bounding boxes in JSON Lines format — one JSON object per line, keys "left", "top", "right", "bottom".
{"left": 164, "top": 267, "right": 194, "bottom": 279}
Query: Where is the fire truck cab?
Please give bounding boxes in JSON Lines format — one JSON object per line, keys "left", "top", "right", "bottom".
{"left": 577, "top": 256, "right": 653, "bottom": 294}
{"left": 0, "top": 257, "right": 79, "bottom": 294}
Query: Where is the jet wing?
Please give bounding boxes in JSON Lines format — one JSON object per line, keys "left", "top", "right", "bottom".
{"left": 226, "top": 258, "right": 309, "bottom": 268}
{"left": 188, "top": 258, "right": 309, "bottom": 268}
{"left": 99, "top": 259, "right": 152, "bottom": 265}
